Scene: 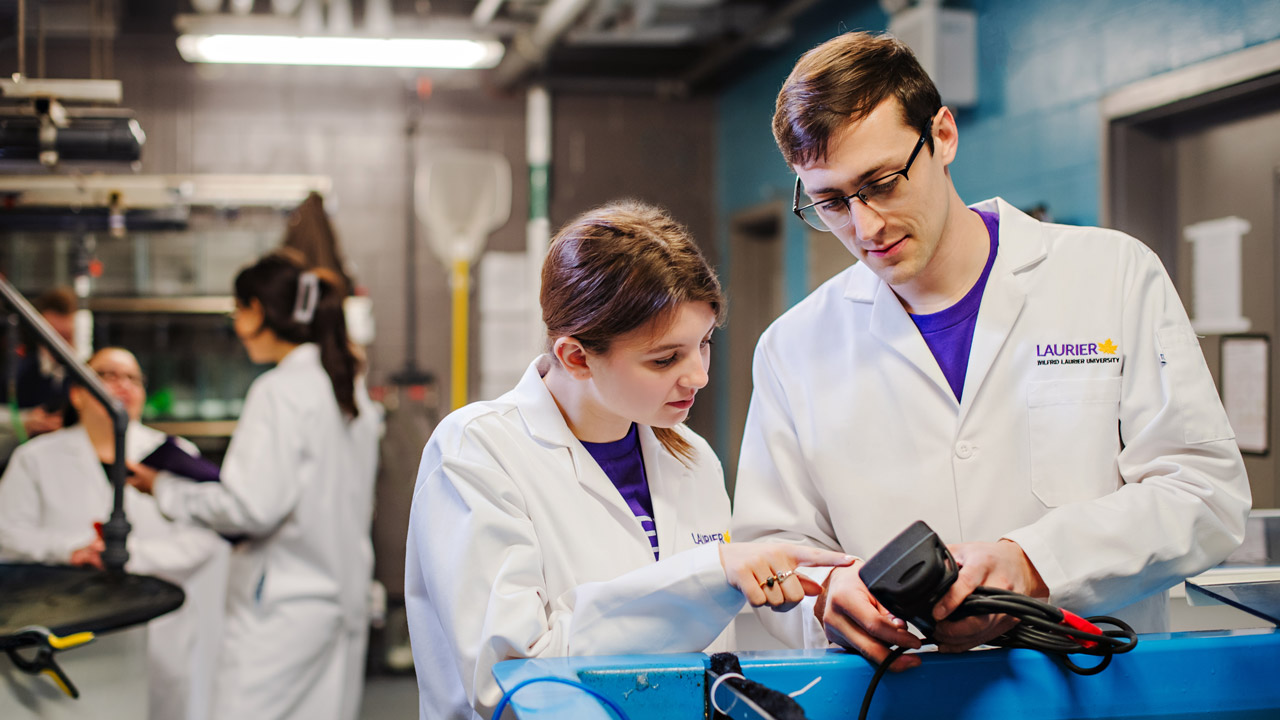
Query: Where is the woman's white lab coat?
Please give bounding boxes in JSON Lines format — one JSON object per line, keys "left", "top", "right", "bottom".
{"left": 153, "top": 343, "right": 381, "bottom": 720}
{"left": 0, "top": 422, "right": 230, "bottom": 720}
{"left": 733, "top": 198, "right": 1251, "bottom": 647}
{"left": 405, "top": 356, "right": 744, "bottom": 720}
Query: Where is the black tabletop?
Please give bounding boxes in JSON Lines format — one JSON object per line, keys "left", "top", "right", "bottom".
{"left": 0, "top": 563, "right": 184, "bottom": 649}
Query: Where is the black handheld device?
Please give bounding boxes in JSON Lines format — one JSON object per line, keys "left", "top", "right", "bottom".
{"left": 857, "top": 520, "right": 958, "bottom": 638}
{"left": 852, "top": 521, "right": 1140, "bottom": 720}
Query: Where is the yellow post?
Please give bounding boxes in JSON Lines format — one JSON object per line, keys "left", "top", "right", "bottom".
{"left": 450, "top": 258, "right": 471, "bottom": 411}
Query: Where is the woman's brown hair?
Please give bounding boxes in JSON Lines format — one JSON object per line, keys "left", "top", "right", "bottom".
{"left": 541, "top": 200, "right": 725, "bottom": 462}
{"left": 234, "top": 249, "right": 362, "bottom": 419}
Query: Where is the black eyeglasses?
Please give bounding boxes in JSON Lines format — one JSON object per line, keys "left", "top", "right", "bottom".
{"left": 792, "top": 123, "right": 932, "bottom": 232}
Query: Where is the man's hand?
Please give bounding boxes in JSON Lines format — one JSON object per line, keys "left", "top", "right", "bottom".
{"left": 817, "top": 562, "right": 922, "bottom": 671}
{"left": 931, "top": 539, "right": 1048, "bottom": 652}
{"left": 21, "top": 407, "right": 63, "bottom": 436}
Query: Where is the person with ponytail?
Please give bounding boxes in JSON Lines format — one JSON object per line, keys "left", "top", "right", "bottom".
{"left": 405, "top": 200, "right": 855, "bottom": 720}
{"left": 131, "top": 249, "right": 381, "bottom": 720}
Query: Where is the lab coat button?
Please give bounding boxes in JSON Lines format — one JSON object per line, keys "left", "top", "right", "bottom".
{"left": 955, "top": 442, "right": 973, "bottom": 459}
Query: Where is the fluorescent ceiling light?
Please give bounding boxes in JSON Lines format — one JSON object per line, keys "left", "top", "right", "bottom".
{"left": 176, "top": 34, "right": 504, "bottom": 69}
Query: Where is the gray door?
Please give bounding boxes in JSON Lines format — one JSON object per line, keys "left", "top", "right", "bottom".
{"left": 1172, "top": 104, "right": 1280, "bottom": 508}
{"left": 1111, "top": 70, "right": 1280, "bottom": 509}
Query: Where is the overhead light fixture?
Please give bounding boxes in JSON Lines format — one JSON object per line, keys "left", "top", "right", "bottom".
{"left": 176, "top": 34, "right": 505, "bottom": 69}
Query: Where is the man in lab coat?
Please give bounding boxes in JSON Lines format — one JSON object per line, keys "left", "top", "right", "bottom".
{"left": 731, "top": 31, "right": 1251, "bottom": 670}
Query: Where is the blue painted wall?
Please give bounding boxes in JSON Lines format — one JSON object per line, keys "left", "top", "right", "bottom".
{"left": 712, "top": 0, "right": 1280, "bottom": 459}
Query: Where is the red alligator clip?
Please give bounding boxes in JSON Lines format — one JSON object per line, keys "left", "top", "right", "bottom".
{"left": 1060, "top": 609, "right": 1101, "bottom": 649}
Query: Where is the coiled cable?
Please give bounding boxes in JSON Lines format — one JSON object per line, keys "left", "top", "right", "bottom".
{"left": 858, "top": 587, "right": 1138, "bottom": 720}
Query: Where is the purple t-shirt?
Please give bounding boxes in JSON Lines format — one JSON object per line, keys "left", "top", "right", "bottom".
{"left": 580, "top": 423, "right": 659, "bottom": 560}
{"left": 909, "top": 209, "right": 1000, "bottom": 401}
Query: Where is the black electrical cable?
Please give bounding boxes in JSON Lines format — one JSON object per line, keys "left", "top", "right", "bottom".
{"left": 856, "top": 587, "right": 1138, "bottom": 720}
{"left": 857, "top": 645, "right": 907, "bottom": 720}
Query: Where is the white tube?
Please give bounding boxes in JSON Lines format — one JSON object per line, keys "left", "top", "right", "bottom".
{"left": 526, "top": 85, "right": 551, "bottom": 357}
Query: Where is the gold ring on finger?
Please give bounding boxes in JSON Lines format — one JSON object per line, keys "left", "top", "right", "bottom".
{"left": 759, "top": 575, "right": 779, "bottom": 589}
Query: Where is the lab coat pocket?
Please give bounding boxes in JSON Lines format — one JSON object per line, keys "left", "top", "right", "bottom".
{"left": 1027, "top": 378, "right": 1122, "bottom": 507}
{"left": 227, "top": 542, "right": 268, "bottom": 611}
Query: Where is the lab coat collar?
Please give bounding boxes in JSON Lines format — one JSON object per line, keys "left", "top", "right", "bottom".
{"left": 508, "top": 357, "right": 615, "bottom": 513}
{"left": 510, "top": 355, "right": 692, "bottom": 559}
{"left": 850, "top": 198, "right": 1044, "bottom": 408}
{"left": 637, "top": 423, "right": 691, "bottom": 559}
{"left": 970, "top": 197, "right": 1048, "bottom": 272}
{"left": 277, "top": 342, "right": 321, "bottom": 370}
{"left": 510, "top": 355, "right": 581, "bottom": 449}
{"left": 841, "top": 197, "right": 1047, "bottom": 303}
{"left": 955, "top": 198, "right": 1043, "bottom": 416}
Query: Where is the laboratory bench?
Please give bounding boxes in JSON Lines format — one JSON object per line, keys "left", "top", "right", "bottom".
{"left": 494, "top": 627, "right": 1280, "bottom": 720}
{"left": 495, "top": 510, "right": 1280, "bottom": 720}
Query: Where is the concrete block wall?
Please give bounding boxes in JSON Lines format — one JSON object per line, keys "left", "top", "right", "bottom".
{"left": 957, "top": 0, "right": 1280, "bottom": 226}
{"left": 18, "top": 33, "right": 718, "bottom": 423}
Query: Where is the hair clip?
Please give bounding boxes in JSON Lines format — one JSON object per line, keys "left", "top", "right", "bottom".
{"left": 292, "top": 271, "right": 320, "bottom": 324}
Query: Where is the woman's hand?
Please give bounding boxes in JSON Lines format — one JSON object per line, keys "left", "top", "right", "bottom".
{"left": 126, "top": 462, "right": 158, "bottom": 494}
{"left": 720, "top": 541, "right": 856, "bottom": 611}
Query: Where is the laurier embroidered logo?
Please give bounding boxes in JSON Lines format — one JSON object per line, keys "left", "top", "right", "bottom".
{"left": 1036, "top": 339, "right": 1120, "bottom": 366}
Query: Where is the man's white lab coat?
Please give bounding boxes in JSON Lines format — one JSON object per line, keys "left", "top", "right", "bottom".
{"left": 733, "top": 198, "right": 1250, "bottom": 647}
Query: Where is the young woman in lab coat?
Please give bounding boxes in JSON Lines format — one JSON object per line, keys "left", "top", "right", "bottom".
{"left": 0, "top": 347, "right": 230, "bottom": 720}
{"left": 130, "top": 251, "right": 381, "bottom": 720}
{"left": 405, "top": 200, "right": 855, "bottom": 720}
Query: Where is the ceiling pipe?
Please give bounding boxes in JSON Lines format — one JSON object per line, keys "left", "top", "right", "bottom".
{"left": 525, "top": 85, "right": 551, "bottom": 358}
{"left": 675, "top": 0, "right": 825, "bottom": 94}
{"left": 472, "top": 0, "right": 506, "bottom": 28}
{"left": 17, "top": 0, "right": 26, "bottom": 78}
{"left": 491, "top": 0, "right": 596, "bottom": 90}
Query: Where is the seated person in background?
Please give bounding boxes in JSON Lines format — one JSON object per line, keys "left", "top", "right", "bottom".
{"left": 406, "top": 201, "right": 855, "bottom": 720}
{"left": 0, "top": 347, "right": 231, "bottom": 720}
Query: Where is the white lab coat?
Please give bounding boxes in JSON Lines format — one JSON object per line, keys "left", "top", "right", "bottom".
{"left": 732, "top": 198, "right": 1251, "bottom": 647}
{"left": 0, "top": 422, "right": 231, "bottom": 720}
{"left": 153, "top": 343, "right": 381, "bottom": 720}
{"left": 406, "top": 356, "right": 744, "bottom": 720}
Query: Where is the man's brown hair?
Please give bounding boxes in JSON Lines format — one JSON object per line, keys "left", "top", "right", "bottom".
{"left": 773, "top": 31, "right": 942, "bottom": 168}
